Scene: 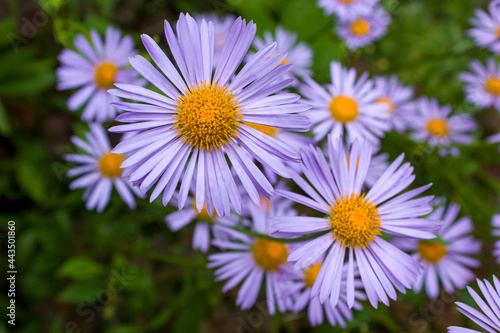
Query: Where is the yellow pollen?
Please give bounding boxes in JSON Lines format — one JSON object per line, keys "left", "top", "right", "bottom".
{"left": 496, "top": 26, "right": 500, "bottom": 39}
{"left": 194, "top": 201, "right": 216, "bottom": 219}
{"left": 277, "top": 57, "right": 289, "bottom": 66}
{"left": 350, "top": 19, "right": 370, "bottom": 36}
{"left": 99, "top": 152, "right": 125, "bottom": 178}
{"left": 339, "top": 0, "right": 355, "bottom": 2}
{"left": 485, "top": 77, "right": 500, "bottom": 95}
{"left": 94, "top": 61, "right": 118, "bottom": 89}
{"left": 329, "top": 96, "right": 359, "bottom": 123}
{"left": 304, "top": 263, "right": 322, "bottom": 289}
{"left": 376, "top": 97, "right": 396, "bottom": 114}
{"left": 426, "top": 118, "right": 448, "bottom": 137}
{"left": 244, "top": 122, "right": 279, "bottom": 137}
{"left": 418, "top": 241, "right": 447, "bottom": 263}
{"left": 346, "top": 155, "right": 360, "bottom": 168}
{"left": 252, "top": 238, "right": 288, "bottom": 271}
{"left": 174, "top": 82, "right": 242, "bottom": 151}
{"left": 330, "top": 193, "right": 381, "bottom": 248}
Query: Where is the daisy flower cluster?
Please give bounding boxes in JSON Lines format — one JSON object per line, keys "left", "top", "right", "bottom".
{"left": 53, "top": 6, "right": 500, "bottom": 331}
{"left": 317, "top": 0, "right": 391, "bottom": 50}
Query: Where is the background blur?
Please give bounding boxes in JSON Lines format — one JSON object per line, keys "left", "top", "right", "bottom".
{"left": 1, "top": 0, "right": 500, "bottom": 332}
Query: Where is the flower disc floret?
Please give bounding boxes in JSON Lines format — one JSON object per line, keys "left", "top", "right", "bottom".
{"left": 330, "top": 193, "right": 381, "bottom": 248}
{"left": 174, "top": 82, "right": 242, "bottom": 151}
{"left": 252, "top": 238, "right": 288, "bottom": 271}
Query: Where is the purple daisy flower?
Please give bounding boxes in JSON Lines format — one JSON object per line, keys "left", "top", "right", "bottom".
{"left": 57, "top": 27, "right": 143, "bottom": 122}
{"left": 492, "top": 215, "right": 500, "bottom": 263}
{"left": 467, "top": 0, "right": 500, "bottom": 54}
{"left": 448, "top": 275, "right": 500, "bottom": 332}
{"left": 272, "top": 137, "right": 441, "bottom": 309}
{"left": 393, "top": 201, "right": 481, "bottom": 299}
{"left": 108, "top": 14, "right": 310, "bottom": 217}
{"left": 292, "top": 261, "right": 365, "bottom": 327}
{"left": 253, "top": 26, "right": 313, "bottom": 83}
{"left": 194, "top": 13, "right": 235, "bottom": 67}
{"left": 373, "top": 75, "right": 414, "bottom": 132}
{"left": 164, "top": 190, "right": 238, "bottom": 252}
{"left": 300, "top": 61, "right": 390, "bottom": 144}
{"left": 317, "top": 0, "right": 379, "bottom": 20}
{"left": 408, "top": 97, "right": 477, "bottom": 156}
{"left": 336, "top": 6, "right": 391, "bottom": 50}
{"left": 64, "top": 123, "right": 144, "bottom": 212}
{"left": 208, "top": 195, "right": 298, "bottom": 314}
{"left": 460, "top": 58, "right": 500, "bottom": 112}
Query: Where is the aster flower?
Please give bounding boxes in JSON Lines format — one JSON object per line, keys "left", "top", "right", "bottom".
{"left": 272, "top": 137, "right": 441, "bottom": 308}
{"left": 64, "top": 124, "right": 143, "bottom": 212}
{"left": 300, "top": 61, "right": 390, "bottom": 144}
{"left": 336, "top": 6, "right": 391, "bottom": 51}
{"left": 317, "top": 0, "right": 379, "bottom": 20}
{"left": 57, "top": 26, "right": 143, "bottom": 122}
{"left": 109, "top": 14, "right": 310, "bottom": 217}
{"left": 492, "top": 215, "right": 500, "bottom": 263}
{"left": 164, "top": 190, "right": 238, "bottom": 252}
{"left": 208, "top": 195, "right": 298, "bottom": 314}
{"left": 448, "top": 275, "right": 500, "bottom": 333}
{"left": 194, "top": 13, "right": 235, "bottom": 67}
{"left": 467, "top": 0, "right": 500, "bottom": 54}
{"left": 460, "top": 58, "right": 500, "bottom": 112}
{"left": 408, "top": 97, "right": 477, "bottom": 156}
{"left": 373, "top": 75, "right": 414, "bottom": 132}
{"left": 393, "top": 201, "right": 481, "bottom": 299}
{"left": 253, "top": 26, "right": 313, "bottom": 83}
{"left": 292, "top": 261, "right": 365, "bottom": 327}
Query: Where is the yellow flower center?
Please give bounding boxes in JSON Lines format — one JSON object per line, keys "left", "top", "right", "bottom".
{"left": 252, "top": 238, "right": 288, "bottom": 271}
{"left": 99, "top": 152, "right": 125, "bottom": 178}
{"left": 277, "top": 57, "right": 289, "bottom": 66}
{"left": 339, "top": 0, "right": 355, "bottom": 2}
{"left": 496, "top": 26, "right": 500, "bottom": 39}
{"left": 174, "top": 82, "right": 242, "bottom": 151}
{"left": 376, "top": 97, "right": 396, "bottom": 114}
{"left": 244, "top": 122, "right": 279, "bottom": 137}
{"left": 94, "top": 61, "right": 118, "bottom": 89}
{"left": 329, "top": 96, "right": 358, "bottom": 123}
{"left": 194, "top": 201, "right": 216, "bottom": 219}
{"left": 330, "top": 193, "right": 381, "bottom": 248}
{"left": 418, "top": 241, "right": 447, "bottom": 263}
{"left": 304, "top": 263, "right": 322, "bottom": 289}
{"left": 350, "top": 19, "right": 370, "bottom": 36}
{"left": 426, "top": 118, "right": 448, "bottom": 137}
{"left": 485, "top": 77, "right": 500, "bottom": 95}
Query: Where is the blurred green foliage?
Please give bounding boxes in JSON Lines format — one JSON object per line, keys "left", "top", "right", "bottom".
{"left": 0, "top": 0, "right": 499, "bottom": 332}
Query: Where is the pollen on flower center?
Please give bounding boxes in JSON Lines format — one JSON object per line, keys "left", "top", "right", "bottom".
{"left": 99, "top": 152, "right": 125, "bottom": 178}
{"left": 252, "top": 238, "right": 288, "bottom": 271}
{"left": 329, "top": 96, "right": 359, "bottom": 123}
{"left": 339, "top": 0, "right": 355, "bottom": 3}
{"left": 330, "top": 193, "right": 381, "bottom": 248}
{"left": 426, "top": 118, "right": 448, "bottom": 137}
{"left": 496, "top": 26, "right": 500, "bottom": 39}
{"left": 94, "top": 61, "right": 118, "bottom": 89}
{"left": 304, "top": 263, "right": 322, "bottom": 288}
{"left": 485, "top": 77, "right": 500, "bottom": 95}
{"left": 174, "top": 82, "right": 242, "bottom": 151}
{"left": 244, "top": 122, "right": 279, "bottom": 137}
{"left": 350, "top": 19, "right": 370, "bottom": 36}
{"left": 194, "top": 201, "right": 216, "bottom": 219}
{"left": 418, "top": 240, "right": 447, "bottom": 263}
{"left": 376, "top": 97, "right": 396, "bottom": 114}
{"left": 277, "top": 57, "right": 289, "bottom": 66}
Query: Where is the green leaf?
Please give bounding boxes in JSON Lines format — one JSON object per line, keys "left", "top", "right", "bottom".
{"left": 57, "top": 256, "right": 105, "bottom": 280}
{"left": 57, "top": 278, "right": 107, "bottom": 303}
